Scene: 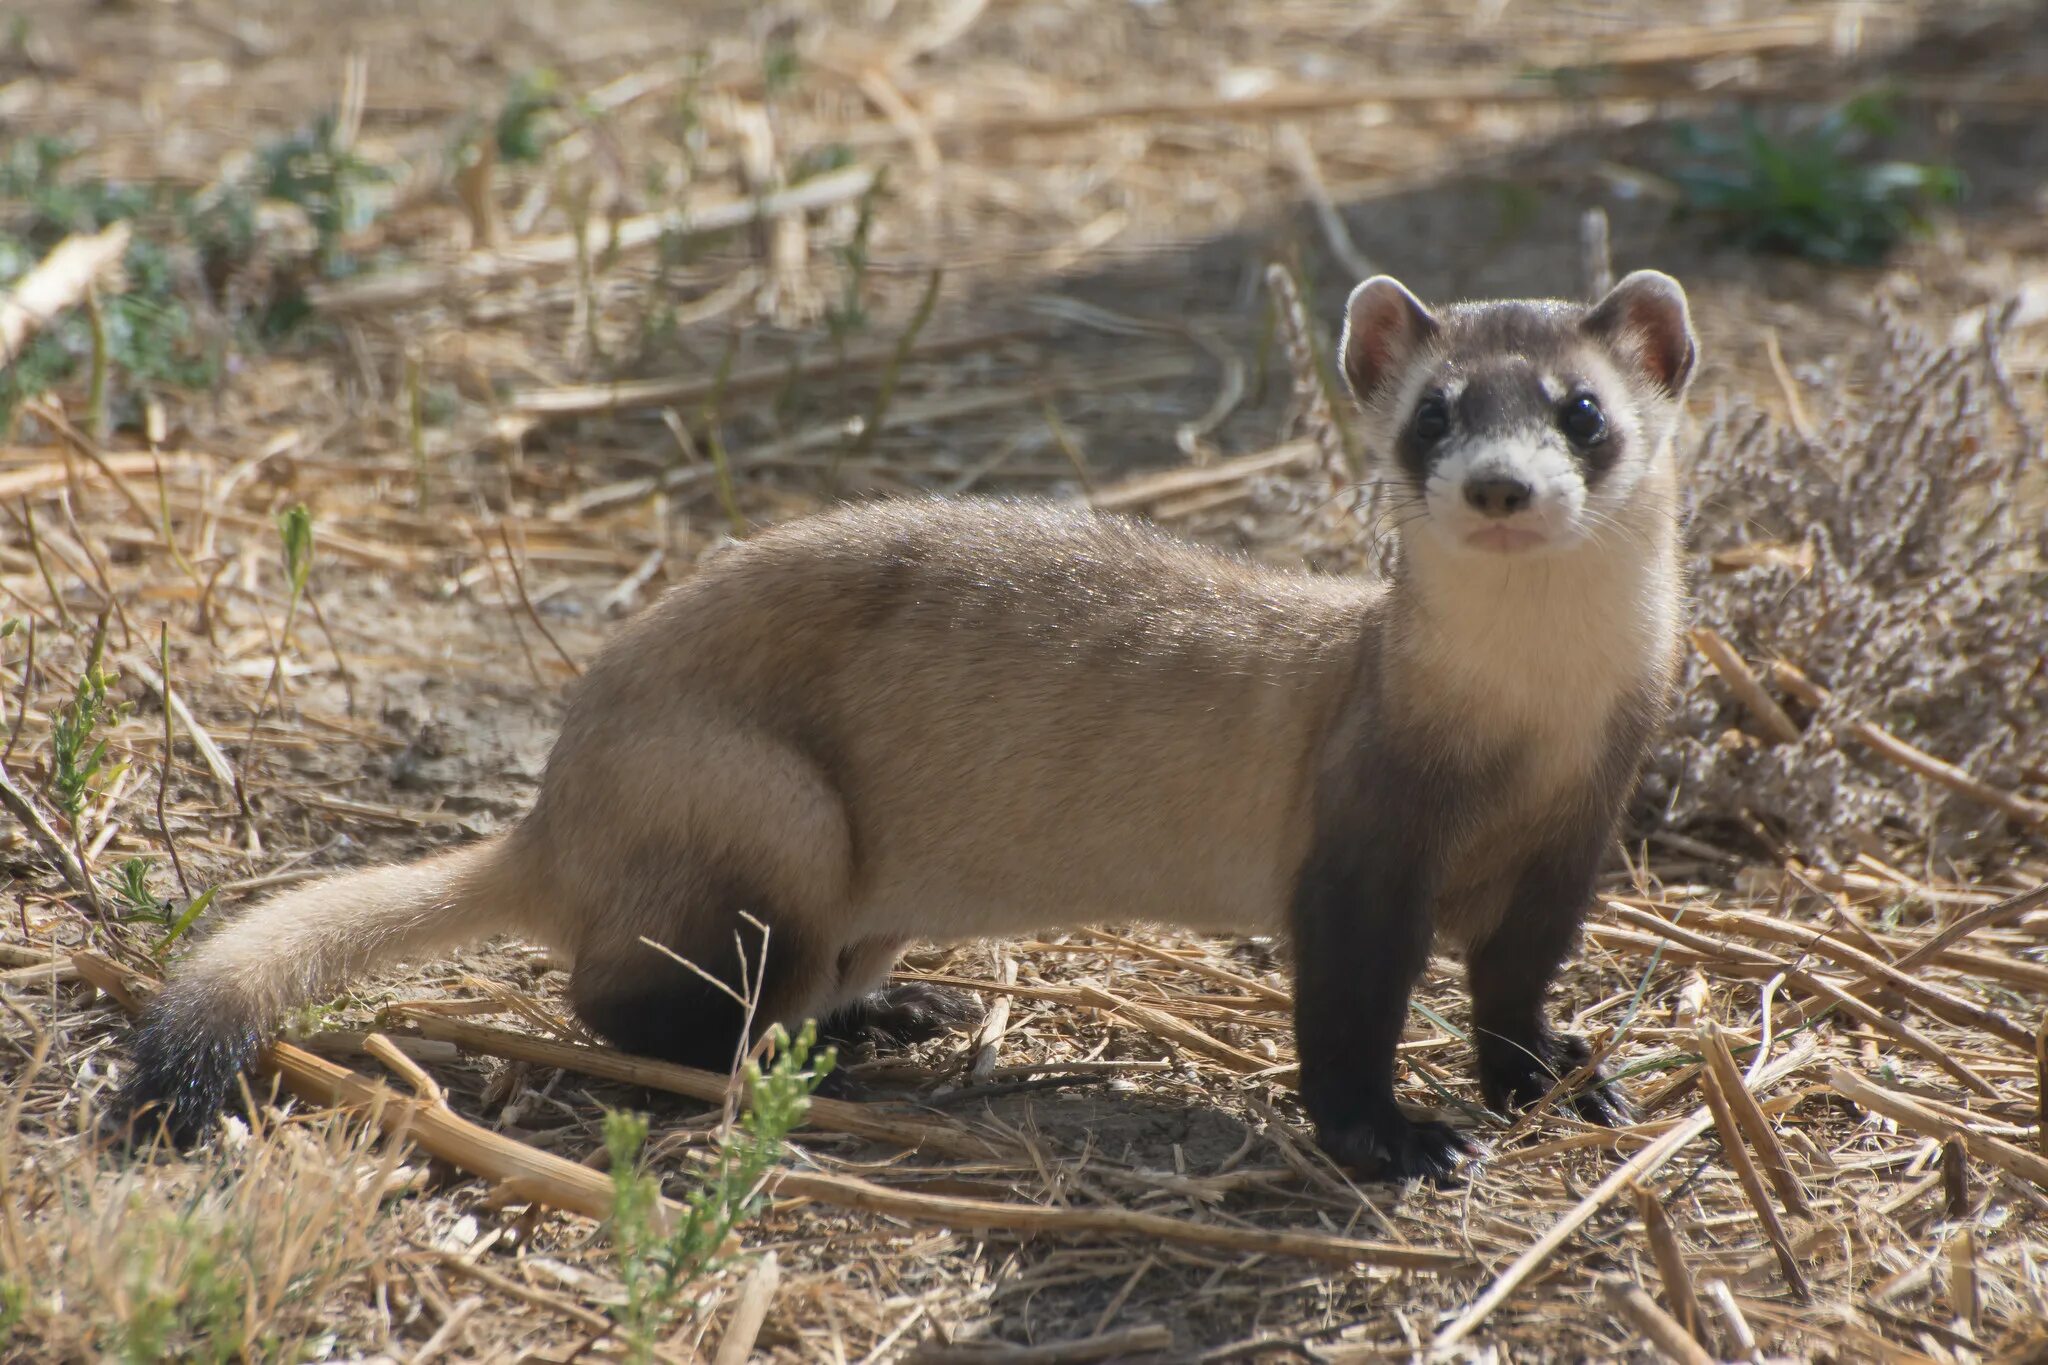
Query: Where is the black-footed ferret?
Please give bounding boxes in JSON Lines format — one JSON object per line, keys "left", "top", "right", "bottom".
{"left": 116, "top": 270, "right": 1695, "bottom": 1183}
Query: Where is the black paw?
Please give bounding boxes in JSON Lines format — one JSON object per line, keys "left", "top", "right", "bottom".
{"left": 821, "top": 983, "right": 984, "bottom": 1054}
{"left": 1316, "top": 1109, "right": 1473, "bottom": 1187}
{"left": 1569, "top": 1071, "right": 1636, "bottom": 1128}
{"left": 1477, "top": 1029, "right": 1633, "bottom": 1127}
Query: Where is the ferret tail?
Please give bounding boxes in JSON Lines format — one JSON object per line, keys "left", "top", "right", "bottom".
{"left": 113, "top": 836, "right": 528, "bottom": 1146}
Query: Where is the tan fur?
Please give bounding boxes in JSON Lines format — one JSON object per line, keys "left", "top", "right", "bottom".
{"left": 515, "top": 502, "right": 1378, "bottom": 1011}
{"left": 126, "top": 273, "right": 1694, "bottom": 1150}
{"left": 172, "top": 840, "right": 522, "bottom": 1026}
{"left": 170, "top": 482, "right": 1672, "bottom": 1035}
{"left": 167, "top": 503, "right": 1382, "bottom": 1049}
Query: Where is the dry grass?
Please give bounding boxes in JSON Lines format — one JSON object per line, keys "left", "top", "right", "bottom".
{"left": 4, "top": 0, "right": 2048, "bottom": 1360}
{"left": 1, "top": 1010, "right": 404, "bottom": 1361}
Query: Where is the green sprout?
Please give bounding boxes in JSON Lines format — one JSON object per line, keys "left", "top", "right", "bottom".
{"left": 279, "top": 503, "right": 314, "bottom": 604}
{"left": 603, "top": 1021, "right": 833, "bottom": 1363}
{"left": 48, "top": 619, "right": 130, "bottom": 821}
{"left": 108, "top": 857, "right": 161, "bottom": 919}
{"left": 496, "top": 69, "right": 563, "bottom": 165}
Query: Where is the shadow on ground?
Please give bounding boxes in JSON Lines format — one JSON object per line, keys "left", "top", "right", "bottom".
{"left": 952, "top": 1, "right": 2048, "bottom": 476}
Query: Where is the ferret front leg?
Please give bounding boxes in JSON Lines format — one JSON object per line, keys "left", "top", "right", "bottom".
{"left": 1466, "top": 836, "right": 1633, "bottom": 1127}
{"left": 1290, "top": 841, "right": 1470, "bottom": 1185}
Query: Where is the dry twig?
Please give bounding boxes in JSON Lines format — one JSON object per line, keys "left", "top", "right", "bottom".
{"left": 907, "top": 1324, "right": 1173, "bottom": 1364}
{"left": 1698, "top": 1048, "right": 1807, "bottom": 1297}
{"left": 1829, "top": 1067, "right": 2048, "bottom": 1188}
{"left": 1432, "top": 1035, "right": 1816, "bottom": 1351}
{"left": 0, "top": 223, "right": 131, "bottom": 362}
{"left": 1635, "top": 1184, "right": 1705, "bottom": 1346}
{"left": 396, "top": 1011, "right": 1003, "bottom": 1159}
{"left": 1600, "top": 1277, "right": 1716, "bottom": 1365}
{"left": 309, "top": 166, "right": 877, "bottom": 312}
{"left": 1690, "top": 628, "right": 1801, "bottom": 746}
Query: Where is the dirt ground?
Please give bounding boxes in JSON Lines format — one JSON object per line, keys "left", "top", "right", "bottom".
{"left": 3, "top": 0, "right": 2048, "bottom": 1361}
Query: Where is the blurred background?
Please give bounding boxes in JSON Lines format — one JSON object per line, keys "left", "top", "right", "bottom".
{"left": 6, "top": 0, "right": 2044, "bottom": 503}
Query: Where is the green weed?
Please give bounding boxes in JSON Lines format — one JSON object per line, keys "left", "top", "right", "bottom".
{"left": 842, "top": 265, "right": 942, "bottom": 472}
{"left": 154, "top": 886, "right": 219, "bottom": 952}
{"left": 109, "top": 857, "right": 163, "bottom": 919}
{"left": 496, "top": 68, "right": 563, "bottom": 165}
{"left": 0, "top": 137, "right": 152, "bottom": 249}
{"left": 788, "top": 141, "right": 854, "bottom": 185}
{"left": 47, "top": 619, "right": 130, "bottom": 822}
{"left": 761, "top": 28, "right": 802, "bottom": 98}
{"left": 111, "top": 1212, "right": 245, "bottom": 1365}
{"left": 257, "top": 113, "right": 391, "bottom": 276}
{"left": 281, "top": 999, "right": 344, "bottom": 1037}
{"left": 1669, "top": 93, "right": 1963, "bottom": 265}
{"left": 279, "top": 502, "right": 313, "bottom": 611}
{"left": 247, "top": 503, "right": 314, "bottom": 729}
{"left": 104, "top": 854, "right": 217, "bottom": 949}
{"left": 0, "top": 142, "right": 219, "bottom": 430}
{"left": 603, "top": 1021, "right": 833, "bottom": 1363}
{"left": 662, "top": 50, "right": 711, "bottom": 181}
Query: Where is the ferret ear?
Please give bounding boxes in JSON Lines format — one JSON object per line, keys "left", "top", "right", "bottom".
{"left": 1340, "top": 276, "right": 1439, "bottom": 405}
{"left": 1583, "top": 270, "right": 1697, "bottom": 398}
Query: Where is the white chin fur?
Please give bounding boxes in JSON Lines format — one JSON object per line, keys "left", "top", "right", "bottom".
{"left": 1420, "top": 434, "right": 1590, "bottom": 555}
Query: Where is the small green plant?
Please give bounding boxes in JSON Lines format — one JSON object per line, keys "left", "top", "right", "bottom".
{"left": 0, "top": 137, "right": 152, "bottom": 249}
{"left": 279, "top": 503, "right": 314, "bottom": 604}
{"left": 280, "top": 998, "right": 343, "bottom": 1038}
{"left": 496, "top": 68, "right": 563, "bottom": 165}
{"left": 249, "top": 503, "right": 314, "bottom": 725}
{"left": 154, "top": 887, "right": 218, "bottom": 952}
{"left": 1486, "top": 179, "right": 1543, "bottom": 251}
{"left": 824, "top": 167, "right": 888, "bottom": 352}
{"left": 656, "top": 49, "right": 711, "bottom": 182}
{"left": 842, "top": 265, "right": 943, "bottom": 472}
{"left": 48, "top": 620, "right": 130, "bottom": 822}
{"left": 603, "top": 1021, "right": 833, "bottom": 1363}
{"left": 109, "top": 857, "right": 162, "bottom": 918}
{"left": 257, "top": 112, "right": 391, "bottom": 276}
{"left": 1668, "top": 93, "right": 1963, "bottom": 265}
{"left": 1, "top": 1106, "right": 396, "bottom": 1361}
{"left": 104, "top": 854, "right": 217, "bottom": 948}
{"left": 787, "top": 141, "right": 854, "bottom": 185}
{"left": 112, "top": 1211, "right": 244, "bottom": 1365}
{"left": 761, "top": 26, "right": 802, "bottom": 98}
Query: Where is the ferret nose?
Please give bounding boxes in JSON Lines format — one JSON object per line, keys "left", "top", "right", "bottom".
{"left": 1463, "top": 476, "right": 1533, "bottom": 518}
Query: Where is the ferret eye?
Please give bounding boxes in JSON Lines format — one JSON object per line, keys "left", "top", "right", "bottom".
{"left": 1412, "top": 396, "right": 1450, "bottom": 443}
{"left": 1560, "top": 393, "right": 1606, "bottom": 445}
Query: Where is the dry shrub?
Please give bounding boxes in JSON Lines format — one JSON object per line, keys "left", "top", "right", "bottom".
{"left": 0, "top": 1061, "right": 401, "bottom": 1364}
{"left": 1649, "top": 299, "right": 2047, "bottom": 868}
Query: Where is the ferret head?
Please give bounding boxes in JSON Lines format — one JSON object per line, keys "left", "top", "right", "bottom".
{"left": 1337, "top": 270, "right": 1697, "bottom": 557}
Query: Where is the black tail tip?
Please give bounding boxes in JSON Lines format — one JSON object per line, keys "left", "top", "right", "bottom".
{"left": 108, "top": 994, "right": 264, "bottom": 1152}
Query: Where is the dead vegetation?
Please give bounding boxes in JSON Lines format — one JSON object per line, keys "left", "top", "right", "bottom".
{"left": 3, "top": 0, "right": 2048, "bottom": 1360}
